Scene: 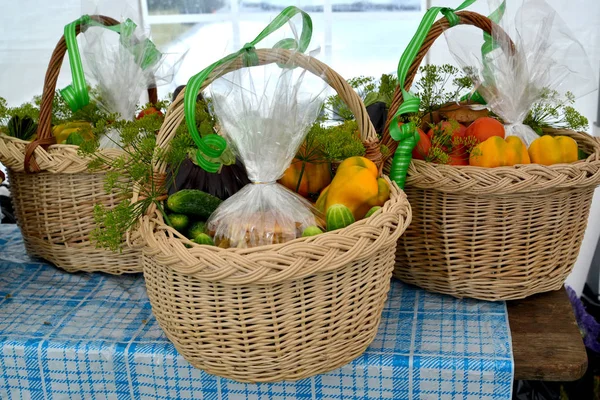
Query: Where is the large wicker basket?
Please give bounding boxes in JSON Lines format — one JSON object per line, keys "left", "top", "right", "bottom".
{"left": 0, "top": 16, "right": 149, "bottom": 274}
{"left": 381, "top": 11, "right": 600, "bottom": 301}
{"left": 138, "top": 48, "right": 411, "bottom": 382}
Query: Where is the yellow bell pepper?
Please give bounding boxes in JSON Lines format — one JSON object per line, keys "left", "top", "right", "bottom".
{"left": 315, "top": 156, "right": 389, "bottom": 220}
{"left": 469, "top": 136, "right": 530, "bottom": 168}
{"left": 528, "top": 135, "right": 578, "bottom": 166}
{"left": 52, "top": 121, "right": 94, "bottom": 144}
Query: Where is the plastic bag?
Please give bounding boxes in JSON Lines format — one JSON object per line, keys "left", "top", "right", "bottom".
{"left": 205, "top": 49, "right": 327, "bottom": 248}
{"left": 81, "top": 12, "right": 184, "bottom": 148}
{"left": 445, "top": 0, "right": 596, "bottom": 146}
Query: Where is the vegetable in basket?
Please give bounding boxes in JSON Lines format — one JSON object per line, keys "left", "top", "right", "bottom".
{"left": 7, "top": 116, "right": 37, "bottom": 141}
{"left": 191, "top": 48, "right": 328, "bottom": 249}
{"left": 64, "top": 14, "right": 184, "bottom": 148}
{"left": 167, "top": 88, "right": 250, "bottom": 201}
{"left": 279, "top": 119, "right": 365, "bottom": 199}
{"left": 444, "top": 0, "right": 596, "bottom": 147}
{"left": 528, "top": 135, "right": 578, "bottom": 166}
{"left": 469, "top": 136, "right": 530, "bottom": 168}
{"left": 316, "top": 156, "right": 389, "bottom": 221}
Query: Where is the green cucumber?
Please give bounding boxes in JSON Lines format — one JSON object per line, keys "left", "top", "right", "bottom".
{"left": 169, "top": 214, "right": 189, "bottom": 232}
{"left": 187, "top": 221, "right": 207, "bottom": 240}
{"left": 193, "top": 233, "right": 215, "bottom": 246}
{"left": 364, "top": 206, "right": 381, "bottom": 219}
{"left": 167, "top": 189, "right": 222, "bottom": 220}
{"left": 326, "top": 204, "right": 355, "bottom": 231}
{"left": 302, "top": 226, "right": 324, "bottom": 237}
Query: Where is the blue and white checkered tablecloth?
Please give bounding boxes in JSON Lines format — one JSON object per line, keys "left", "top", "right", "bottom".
{"left": 0, "top": 224, "right": 514, "bottom": 400}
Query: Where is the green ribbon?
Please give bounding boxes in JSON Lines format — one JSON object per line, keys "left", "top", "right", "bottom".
{"left": 460, "top": 1, "right": 506, "bottom": 103}
{"left": 388, "top": 0, "right": 476, "bottom": 188}
{"left": 60, "top": 15, "right": 162, "bottom": 112}
{"left": 184, "top": 6, "right": 312, "bottom": 173}
{"left": 481, "top": 1, "right": 506, "bottom": 84}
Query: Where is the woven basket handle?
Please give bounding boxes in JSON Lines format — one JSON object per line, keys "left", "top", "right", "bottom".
{"left": 381, "top": 10, "right": 513, "bottom": 171}
{"left": 24, "top": 15, "right": 158, "bottom": 174}
{"left": 153, "top": 48, "right": 380, "bottom": 177}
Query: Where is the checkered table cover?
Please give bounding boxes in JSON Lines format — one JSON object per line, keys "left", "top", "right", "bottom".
{"left": 0, "top": 224, "right": 513, "bottom": 400}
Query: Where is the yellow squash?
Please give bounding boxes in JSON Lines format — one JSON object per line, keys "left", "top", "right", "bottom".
{"left": 316, "top": 156, "right": 389, "bottom": 220}
{"left": 528, "top": 135, "right": 578, "bottom": 166}
{"left": 469, "top": 136, "right": 530, "bottom": 168}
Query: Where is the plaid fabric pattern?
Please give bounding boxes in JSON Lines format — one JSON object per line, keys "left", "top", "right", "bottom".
{"left": 0, "top": 225, "right": 513, "bottom": 399}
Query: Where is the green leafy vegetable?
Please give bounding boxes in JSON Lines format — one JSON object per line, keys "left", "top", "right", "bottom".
{"left": 301, "top": 120, "right": 365, "bottom": 163}
{"left": 7, "top": 116, "right": 37, "bottom": 141}
{"left": 80, "top": 97, "right": 219, "bottom": 252}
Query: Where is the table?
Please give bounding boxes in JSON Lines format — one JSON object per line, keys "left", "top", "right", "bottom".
{"left": 0, "top": 225, "right": 514, "bottom": 399}
{"left": 508, "top": 288, "right": 588, "bottom": 382}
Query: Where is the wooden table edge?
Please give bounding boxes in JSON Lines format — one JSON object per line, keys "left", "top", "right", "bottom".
{"left": 507, "top": 287, "right": 588, "bottom": 382}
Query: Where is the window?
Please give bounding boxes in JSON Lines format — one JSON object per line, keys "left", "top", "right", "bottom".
{"left": 140, "top": 0, "right": 426, "bottom": 98}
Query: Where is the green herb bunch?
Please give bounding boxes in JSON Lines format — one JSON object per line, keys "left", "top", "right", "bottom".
{"left": 300, "top": 120, "right": 365, "bottom": 165}
{"left": 413, "top": 64, "right": 473, "bottom": 120}
{"left": 325, "top": 74, "right": 398, "bottom": 122}
{"left": 523, "top": 89, "right": 588, "bottom": 134}
{"left": 79, "top": 99, "right": 194, "bottom": 252}
{"left": 0, "top": 88, "right": 109, "bottom": 136}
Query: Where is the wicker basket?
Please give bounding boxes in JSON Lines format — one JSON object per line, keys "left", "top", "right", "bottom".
{"left": 380, "top": 11, "right": 600, "bottom": 301}
{"left": 0, "top": 16, "right": 151, "bottom": 274}
{"left": 138, "top": 48, "right": 411, "bottom": 382}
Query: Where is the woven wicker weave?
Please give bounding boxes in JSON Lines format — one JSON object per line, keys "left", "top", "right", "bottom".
{"left": 381, "top": 11, "right": 600, "bottom": 301}
{"left": 138, "top": 48, "right": 412, "bottom": 382}
{"left": 0, "top": 16, "right": 153, "bottom": 274}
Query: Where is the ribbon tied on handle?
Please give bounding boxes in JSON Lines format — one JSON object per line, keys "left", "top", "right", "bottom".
{"left": 184, "top": 6, "right": 312, "bottom": 173}
{"left": 60, "top": 15, "right": 163, "bottom": 112}
{"left": 388, "top": 0, "right": 506, "bottom": 188}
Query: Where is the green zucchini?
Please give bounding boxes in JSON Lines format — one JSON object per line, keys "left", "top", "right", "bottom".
{"left": 168, "top": 214, "right": 189, "bottom": 232}
{"left": 364, "top": 206, "right": 381, "bottom": 219}
{"left": 167, "top": 189, "right": 222, "bottom": 220}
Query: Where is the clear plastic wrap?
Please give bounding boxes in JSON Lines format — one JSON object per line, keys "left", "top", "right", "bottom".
{"left": 81, "top": 12, "right": 185, "bottom": 148}
{"left": 445, "top": 0, "right": 596, "bottom": 146}
{"left": 206, "top": 50, "right": 327, "bottom": 248}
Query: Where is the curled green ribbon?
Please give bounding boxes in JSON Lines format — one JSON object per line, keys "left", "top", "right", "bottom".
{"left": 59, "top": 16, "right": 163, "bottom": 112}
{"left": 388, "top": 0, "right": 478, "bottom": 188}
{"left": 184, "top": 6, "right": 312, "bottom": 173}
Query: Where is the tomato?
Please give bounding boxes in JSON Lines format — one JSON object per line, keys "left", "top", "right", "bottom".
{"left": 136, "top": 107, "right": 164, "bottom": 120}
{"left": 447, "top": 151, "right": 469, "bottom": 165}
{"left": 465, "top": 117, "right": 505, "bottom": 143}
{"left": 412, "top": 128, "right": 431, "bottom": 160}
{"left": 429, "top": 120, "right": 466, "bottom": 143}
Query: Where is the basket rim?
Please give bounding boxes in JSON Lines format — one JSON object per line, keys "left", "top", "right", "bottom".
{"left": 138, "top": 176, "right": 412, "bottom": 284}
{"left": 404, "top": 128, "right": 600, "bottom": 195}
{"left": 0, "top": 133, "right": 125, "bottom": 174}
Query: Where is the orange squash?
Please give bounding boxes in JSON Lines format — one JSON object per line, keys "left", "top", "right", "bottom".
{"left": 279, "top": 158, "right": 332, "bottom": 198}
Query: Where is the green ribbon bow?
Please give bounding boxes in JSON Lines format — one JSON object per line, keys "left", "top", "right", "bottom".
{"left": 389, "top": 0, "right": 510, "bottom": 188}
{"left": 184, "top": 6, "right": 312, "bottom": 173}
{"left": 60, "top": 15, "right": 163, "bottom": 112}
